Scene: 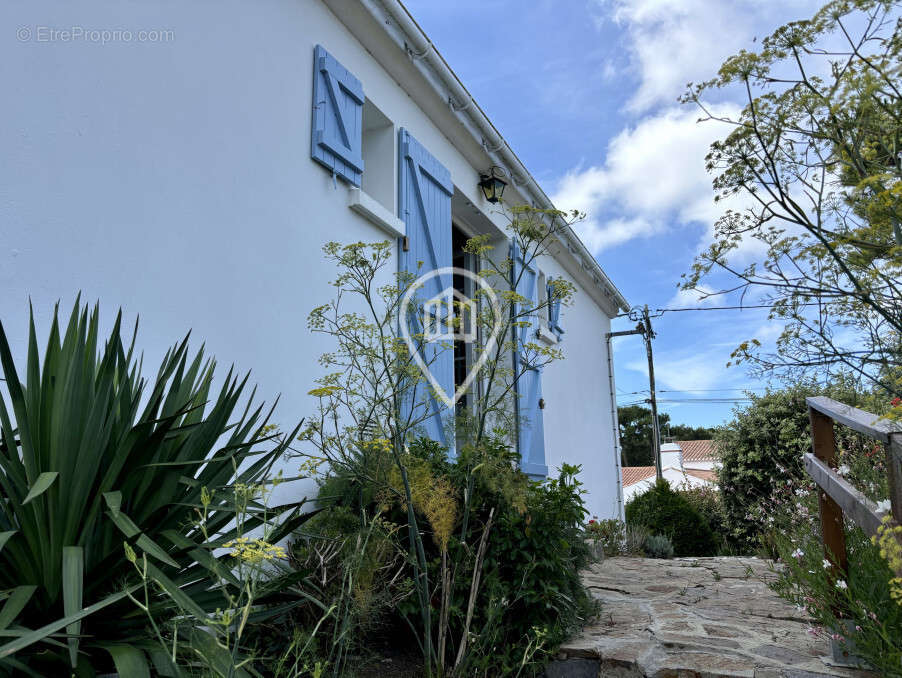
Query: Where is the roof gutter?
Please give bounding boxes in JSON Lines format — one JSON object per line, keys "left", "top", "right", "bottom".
{"left": 357, "top": 0, "right": 630, "bottom": 314}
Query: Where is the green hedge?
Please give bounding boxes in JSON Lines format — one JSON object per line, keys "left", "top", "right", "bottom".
{"left": 625, "top": 479, "right": 717, "bottom": 556}
{"left": 715, "top": 380, "right": 885, "bottom": 553}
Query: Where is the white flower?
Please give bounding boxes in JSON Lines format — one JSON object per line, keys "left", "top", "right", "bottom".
{"left": 876, "top": 499, "right": 891, "bottom": 514}
{"left": 837, "top": 464, "right": 850, "bottom": 476}
{"left": 822, "top": 559, "right": 831, "bottom": 569}
{"left": 835, "top": 579, "right": 848, "bottom": 590}
{"left": 792, "top": 549, "right": 804, "bottom": 559}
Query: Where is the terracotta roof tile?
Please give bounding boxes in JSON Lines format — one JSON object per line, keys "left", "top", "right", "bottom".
{"left": 675, "top": 439, "right": 719, "bottom": 462}
{"left": 621, "top": 466, "right": 657, "bottom": 487}
{"left": 684, "top": 468, "right": 717, "bottom": 482}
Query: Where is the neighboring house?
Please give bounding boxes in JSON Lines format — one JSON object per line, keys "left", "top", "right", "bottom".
{"left": 678, "top": 439, "right": 720, "bottom": 474}
{"left": 621, "top": 440, "right": 720, "bottom": 502}
{"left": 1, "top": 1, "right": 630, "bottom": 518}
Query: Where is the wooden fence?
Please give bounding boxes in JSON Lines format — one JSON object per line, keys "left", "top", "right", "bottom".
{"left": 805, "top": 396, "right": 902, "bottom": 576}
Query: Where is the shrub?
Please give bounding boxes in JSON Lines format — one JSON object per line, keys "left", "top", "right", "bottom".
{"left": 586, "top": 517, "right": 618, "bottom": 555}
{"left": 586, "top": 518, "right": 647, "bottom": 557}
{"left": 746, "top": 388, "right": 901, "bottom": 674}
{"left": 625, "top": 479, "right": 717, "bottom": 557}
{"left": 643, "top": 535, "right": 674, "bottom": 559}
{"left": 716, "top": 380, "right": 887, "bottom": 553}
{"left": 0, "top": 301, "right": 309, "bottom": 674}
{"left": 127, "top": 480, "right": 325, "bottom": 677}
{"left": 302, "top": 439, "right": 595, "bottom": 677}
{"left": 299, "top": 226, "right": 588, "bottom": 677}
{"left": 678, "top": 484, "right": 727, "bottom": 552}
{"left": 475, "top": 463, "right": 595, "bottom": 673}
{"left": 624, "top": 523, "right": 652, "bottom": 556}
{"left": 276, "top": 510, "right": 407, "bottom": 675}
{"left": 770, "top": 510, "right": 902, "bottom": 675}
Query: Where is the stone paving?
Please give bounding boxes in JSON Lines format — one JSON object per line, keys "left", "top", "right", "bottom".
{"left": 549, "top": 556, "right": 875, "bottom": 678}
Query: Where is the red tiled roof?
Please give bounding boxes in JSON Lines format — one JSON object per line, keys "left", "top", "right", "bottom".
{"left": 684, "top": 468, "right": 717, "bottom": 482}
{"left": 676, "top": 439, "right": 719, "bottom": 462}
{"left": 621, "top": 466, "right": 656, "bottom": 487}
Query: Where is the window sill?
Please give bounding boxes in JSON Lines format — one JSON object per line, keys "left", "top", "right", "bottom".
{"left": 521, "top": 462, "right": 548, "bottom": 480}
{"left": 348, "top": 187, "right": 405, "bottom": 238}
{"left": 536, "top": 325, "right": 560, "bottom": 345}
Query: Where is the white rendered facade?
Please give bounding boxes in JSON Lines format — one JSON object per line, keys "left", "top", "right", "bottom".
{"left": 0, "top": 0, "right": 628, "bottom": 518}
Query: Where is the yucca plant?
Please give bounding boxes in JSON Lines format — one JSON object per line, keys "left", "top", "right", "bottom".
{"left": 0, "top": 301, "right": 311, "bottom": 675}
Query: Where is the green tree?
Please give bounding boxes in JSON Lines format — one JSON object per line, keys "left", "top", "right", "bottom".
{"left": 681, "top": 0, "right": 902, "bottom": 395}
{"left": 618, "top": 405, "right": 660, "bottom": 466}
{"left": 664, "top": 422, "right": 717, "bottom": 442}
{"left": 617, "top": 405, "right": 715, "bottom": 466}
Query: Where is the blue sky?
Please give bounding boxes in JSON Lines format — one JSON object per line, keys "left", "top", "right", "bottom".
{"left": 403, "top": 0, "right": 824, "bottom": 428}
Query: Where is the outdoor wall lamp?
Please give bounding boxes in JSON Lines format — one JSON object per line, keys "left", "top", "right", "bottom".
{"left": 478, "top": 166, "right": 508, "bottom": 203}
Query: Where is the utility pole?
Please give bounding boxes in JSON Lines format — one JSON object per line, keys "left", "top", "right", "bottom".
{"left": 641, "top": 305, "right": 662, "bottom": 481}
{"left": 606, "top": 304, "right": 662, "bottom": 479}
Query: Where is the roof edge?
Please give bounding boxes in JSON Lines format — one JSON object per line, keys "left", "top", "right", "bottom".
{"left": 354, "top": 0, "right": 630, "bottom": 313}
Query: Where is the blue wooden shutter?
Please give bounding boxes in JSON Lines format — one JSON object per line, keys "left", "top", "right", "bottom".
{"left": 511, "top": 240, "right": 547, "bottom": 478}
{"left": 548, "top": 279, "right": 564, "bottom": 340}
{"left": 399, "top": 129, "right": 454, "bottom": 451}
{"left": 311, "top": 45, "right": 364, "bottom": 186}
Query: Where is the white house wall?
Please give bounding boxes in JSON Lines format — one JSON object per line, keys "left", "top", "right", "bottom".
{"left": 0, "top": 0, "right": 622, "bottom": 517}
{"left": 532, "top": 253, "right": 622, "bottom": 519}
{"left": 684, "top": 460, "right": 717, "bottom": 472}
{"left": 623, "top": 469, "right": 713, "bottom": 503}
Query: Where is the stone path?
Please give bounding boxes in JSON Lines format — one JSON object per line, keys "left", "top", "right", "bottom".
{"left": 548, "top": 556, "right": 875, "bottom": 678}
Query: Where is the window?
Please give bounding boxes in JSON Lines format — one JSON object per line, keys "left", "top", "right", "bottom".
{"left": 360, "top": 99, "right": 394, "bottom": 212}
{"left": 536, "top": 270, "right": 549, "bottom": 332}
{"left": 452, "top": 225, "right": 477, "bottom": 413}
{"left": 534, "top": 269, "right": 560, "bottom": 343}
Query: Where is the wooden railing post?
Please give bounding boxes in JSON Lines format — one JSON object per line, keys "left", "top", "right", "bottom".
{"left": 810, "top": 406, "right": 848, "bottom": 577}
{"left": 887, "top": 435, "right": 902, "bottom": 525}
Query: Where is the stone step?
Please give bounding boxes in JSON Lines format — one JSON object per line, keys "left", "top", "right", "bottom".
{"left": 549, "top": 557, "right": 876, "bottom": 678}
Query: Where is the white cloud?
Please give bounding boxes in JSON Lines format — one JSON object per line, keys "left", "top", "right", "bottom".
{"left": 593, "top": 0, "right": 821, "bottom": 113}
{"left": 571, "top": 216, "right": 659, "bottom": 253}
{"left": 751, "top": 322, "right": 785, "bottom": 344}
{"left": 552, "top": 104, "right": 741, "bottom": 253}
{"left": 626, "top": 352, "right": 732, "bottom": 391}
{"left": 667, "top": 285, "right": 724, "bottom": 309}
{"left": 552, "top": 1, "right": 828, "bottom": 257}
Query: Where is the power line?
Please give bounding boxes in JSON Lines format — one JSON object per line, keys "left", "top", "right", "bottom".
{"left": 618, "top": 396, "right": 753, "bottom": 405}
{"left": 657, "top": 304, "right": 778, "bottom": 313}
{"left": 656, "top": 398, "right": 752, "bottom": 403}
{"left": 658, "top": 388, "right": 766, "bottom": 393}
{"left": 615, "top": 302, "right": 825, "bottom": 318}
